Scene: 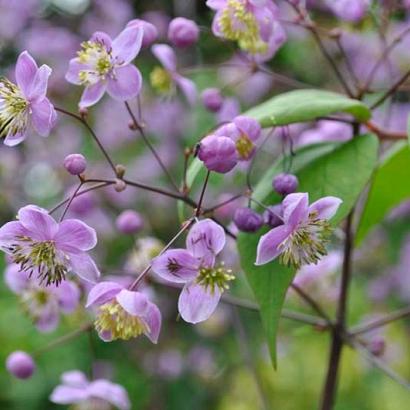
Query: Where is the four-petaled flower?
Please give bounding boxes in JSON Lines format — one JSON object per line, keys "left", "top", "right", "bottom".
{"left": 50, "top": 370, "right": 130, "bottom": 410}
{"left": 152, "top": 219, "right": 234, "bottom": 324}
{"left": 86, "top": 282, "right": 161, "bottom": 343}
{"left": 66, "top": 26, "right": 144, "bottom": 107}
{"left": 256, "top": 193, "right": 342, "bottom": 268}
{"left": 0, "top": 205, "right": 100, "bottom": 286}
{"left": 150, "top": 44, "right": 197, "bottom": 105}
{"left": 0, "top": 51, "right": 56, "bottom": 146}
{"left": 5, "top": 263, "right": 80, "bottom": 332}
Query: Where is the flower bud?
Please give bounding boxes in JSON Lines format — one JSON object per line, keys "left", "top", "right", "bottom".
{"left": 114, "top": 179, "right": 127, "bottom": 192}
{"left": 115, "top": 164, "right": 126, "bottom": 179}
{"left": 233, "top": 207, "right": 263, "bottom": 232}
{"left": 6, "top": 351, "right": 35, "bottom": 379}
{"left": 116, "top": 210, "right": 144, "bottom": 234}
{"left": 201, "top": 88, "right": 223, "bottom": 112}
{"left": 64, "top": 154, "right": 87, "bottom": 175}
{"left": 273, "top": 173, "right": 299, "bottom": 196}
{"left": 168, "top": 17, "right": 199, "bottom": 48}
{"left": 198, "top": 135, "right": 237, "bottom": 173}
{"left": 127, "top": 19, "right": 158, "bottom": 48}
{"left": 368, "top": 337, "right": 385, "bottom": 357}
{"left": 263, "top": 205, "right": 283, "bottom": 228}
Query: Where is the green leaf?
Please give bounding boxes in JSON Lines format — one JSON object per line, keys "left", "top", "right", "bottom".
{"left": 407, "top": 114, "right": 410, "bottom": 147}
{"left": 356, "top": 142, "right": 410, "bottom": 245}
{"left": 245, "top": 89, "right": 371, "bottom": 128}
{"left": 238, "top": 134, "right": 379, "bottom": 367}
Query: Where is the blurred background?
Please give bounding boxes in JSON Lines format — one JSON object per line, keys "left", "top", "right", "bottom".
{"left": 0, "top": 0, "right": 409, "bottom": 409}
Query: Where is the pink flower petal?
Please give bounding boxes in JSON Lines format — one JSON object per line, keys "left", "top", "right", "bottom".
{"left": 107, "top": 64, "right": 142, "bottom": 101}
{"left": 152, "top": 249, "right": 200, "bottom": 283}
{"left": 18, "top": 205, "right": 59, "bottom": 240}
{"left": 26, "top": 64, "right": 52, "bottom": 102}
{"left": 55, "top": 219, "right": 97, "bottom": 251}
{"left": 174, "top": 74, "right": 197, "bottom": 105}
{"left": 87, "top": 380, "right": 131, "bottom": 410}
{"left": 67, "top": 250, "right": 100, "bottom": 283}
{"left": 86, "top": 281, "right": 123, "bottom": 308}
{"left": 178, "top": 282, "right": 221, "bottom": 324}
{"left": 0, "top": 221, "right": 30, "bottom": 250}
{"left": 50, "top": 386, "right": 89, "bottom": 404}
{"left": 79, "top": 82, "right": 107, "bottom": 108}
{"left": 31, "top": 98, "right": 55, "bottom": 137}
{"left": 15, "top": 51, "right": 38, "bottom": 97}
{"left": 112, "top": 26, "right": 143, "bottom": 64}
{"left": 255, "top": 224, "right": 292, "bottom": 265}
{"left": 309, "top": 196, "right": 342, "bottom": 220}
{"left": 116, "top": 289, "right": 149, "bottom": 316}
{"left": 65, "top": 59, "right": 87, "bottom": 85}
{"left": 4, "top": 130, "right": 27, "bottom": 147}
{"left": 143, "top": 302, "right": 162, "bottom": 344}
{"left": 151, "top": 44, "right": 177, "bottom": 71}
{"left": 56, "top": 281, "right": 81, "bottom": 313}
{"left": 282, "top": 193, "right": 309, "bottom": 228}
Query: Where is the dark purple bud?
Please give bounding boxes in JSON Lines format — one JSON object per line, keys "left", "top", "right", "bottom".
{"left": 263, "top": 205, "right": 283, "bottom": 228}
{"left": 6, "top": 351, "right": 35, "bottom": 379}
{"left": 64, "top": 154, "right": 87, "bottom": 175}
{"left": 273, "top": 173, "right": 299, "bottom": 196}
{"left": 198, "top": 134, "right": 237, "bottom": 173}
{"left": 201, "top": 88, "right": 223, "bottom": 112}
{"left": 233, "top": 207, "right": 263, "bottom": 232}
{"left": 368, "top": 337, "right": 385, "bottom": 357}
{"left": 168, "top": 17, "right": 199, "bottom": 47}
{"left": 116, "top": 210, "right": 144, "bottom": 234}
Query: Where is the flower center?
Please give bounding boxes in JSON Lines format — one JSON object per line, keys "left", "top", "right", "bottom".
{"left": 278, "top": 213, "right": 332, "bottom": 269}
{"left": 95, "top": 301, "right": 148, "bottom": 341}
{"left": 78, "top": 41, "right": 113, "bottom": 85}
{"left": 196, "top": 264, "right": 235, "bottom": 294}
{"left": 0, "top": 78, "right": 29, "bottom": 138}
{"left": 235, "top": 133, "right": 254, "bottom": 160}
{"left": 218, "top": 0, "right": 268, "bottom": 54}
{"left": 9, "top": 237, "right": 68, "bottom": 286}
{"left": 150, "top": 66, "right": 173, "bottom": 94}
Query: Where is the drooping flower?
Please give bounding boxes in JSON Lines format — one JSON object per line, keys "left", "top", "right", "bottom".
{"left": 214, "top": 115, "right": 261, "bottom": 160}
{"left": 150, "top": 44, "right": 197, "bottom": 105}
{"left": 86, "top": 282, "right": 161, "bottom": 343}
{"left": 0, "top": 205, "right": 100, "bottom": 285}
{"left": 152, "top": 219, "right": 234, "bottom": 324}
{"left": 207, "top": 0, "right": 286, "bottom": 59}
{"left": 256, "top": 193, "right": 342, "bottom": 268}
{"left": 0, "top": 51, "right": 56, "bottom": 146}
{"left": 66, "top": 26, "right": 143, "bottom": 107}
{"left": 50, "top": 370, "right": 131, "bottom": 410}
{"left": 5, "top": 263, "right": 80, "bottom": 332}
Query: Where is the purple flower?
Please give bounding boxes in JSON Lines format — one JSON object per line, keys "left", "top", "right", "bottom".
{"left": 198, "top": 134, "right": 238, "bottom": 173}
{"left": 215, "top": 115, "right": 261, "bottom": 160}
{"left": 168, "top": 17, "right": 200, "bottom": 48}
{"left": 64, "top": 153, "right": 87, "bottom": 175}
{"left": 201, "top": 88, "right": 224, "bottom": 112}
{"left": 325, "top": 0, "right": 370, "bottom": 22}
{"left": 0, "top": 205, "right": 100, "bottom": 285}
{"left": 5, "top": 263, "right": 80, "bottom": 332}
{"left": 233, "top": 207, "right": 264, "bottom": 232}
{"left": 256, "top": 193, "right": 342, "bottom": 267}
{"left": 150, "top": 44, "right": 197, "bottom": 105}
{"left": 86, "top": 282, "right": 161, "bottom": 343}
{"left": 273, "top": 173, "right": 299, "bottom": 196}
{"left": 66, "top": 26, "right": 143, "bottom": 107}
{"left": 152, "top": 219, "right": 234, "bottom": 324}
{"left": 50, "top": 370, "right": 130, "bottom": 410}
{"left": 116, "top": 210, "right": 144, "bottom": 234}
{"left": 0, "top": 51, "right": 56, "bottom": 146}
{"left": 207, "top": 0, "right": 286, "bottom": 59}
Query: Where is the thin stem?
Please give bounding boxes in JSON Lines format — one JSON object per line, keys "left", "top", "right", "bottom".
{"left": 351, "top": 306, "right": 410, "bottom": 336}
{"left": 319, "top": 210, "right": 354, "bottom": 410}
{"left": 124, "top": 101, "right": 179, "bottom": 191}
{"left": 195, "top": 170, "right": 211, "bottom": 217}
{"left": 59, "top": 180, "right": 83, "bottom": 222}
{"left": 55, "top": 107, "right": 117, "bottom": 174}
{"left": 203, "top": 193, "right": 245, "bottom": 214}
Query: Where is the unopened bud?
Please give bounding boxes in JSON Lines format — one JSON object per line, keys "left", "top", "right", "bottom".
{"left": 114, "top": 179, "right": 127, "bottom": 192}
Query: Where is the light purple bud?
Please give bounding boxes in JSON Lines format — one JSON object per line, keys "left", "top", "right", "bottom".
{"left": 6, "top": 351, "right": 36, "bottom": 379}
{"left": 263, "top": 205, "right": 283, "bottom": 228}
{"left": 198, "top": 134, "right": 237, "bottom": 173}
{"left": 127, "top": 19, "right": 158, "bottom": 48}
{"left": 273, "top": 173, "right": 299, "bottom": 196}
{"left": 368, "top": 337, "right": 385, "bottom": 357}
{"left": 233, "top": 207, "right": 263, "bottom": 233}
{"left": 64, "top": 154, "right": 87, "bottom": 175}
{"left": 201, "top": 88, "right": 223, "bottom": 112}
{"left": 116, "top": 210, "right": 144, "bottom": 234}
{"left": 168, "top": 17, "right": 199, "bottom": 48}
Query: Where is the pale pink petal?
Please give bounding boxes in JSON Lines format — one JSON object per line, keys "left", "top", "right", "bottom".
{"left": 15, "top": 51, "right": 38, "bottom": 96}
{"left": 18, "top": 205, "right": 58, "bottom": 240}
{"left": 178, "top": 282, "right": 221, "bottom": 324}
{"left": 107, "top": 65, "right": 142, "bottom": 101}
{"left": 88, "top": 380, "right": 131, "bottom": 410}
{"left": 61, "top": 370, "right": 89, "bottom": 388}
{"left": 255, "top": 224, "right": 292, "bottom": 265}
{"left": 0, "top": 221, "right": 29, "bottom": 250}
{"left": 112, "top": 26, "right": 143, "bottom": 64}
{"left": 309, "top": 196, "right": 343, "bottom": 220}
{"left": 79, "top": 82, "right": 107, "bottom": 108}
{"left": 4, "top": 131, "right": 27, "bottom": 147}
{"left": 86, "top": 281, "right": 123, "bottom": 308}
{"left": 56, "top": 281, "right": 81, "bottom": 313}
{"left": 67, "top": 251, "right": 100, "bottom": 283}
{"left": 116, "top": 289, "right": 149, "bottom": 316}
{"left": 65, "top": 59, "right": 87, "bottom": 85}
{"left": 151, "top": 44, "right": 177, "bottom": 71}
{"left": 91, "top": 31, "right": 112, "bottom": 49}
{"left": 151, "top": 249, "right": 200, "bottom": 283}
{"left": 174, "top": 74, "right": 197, "bottom": 105}
{"left": 282, "top": 193, "right": 309, "bottom": 228}
{"left": 50, "top": 386, "right": 89, "bottom": 404}
{"left": 206, "top": 0, "right": 227, "bottom": 10}
{"left": 26, "top": 64, "right": 52, "bottom": 102}
{"left": 55, "top": 219, "right": 97, "bottom": 251}
{"left": 143, "top": 302, "right": 162, "bottom": 344}
{"left": 4, "top": 263, "right": 30, "bottom": 293}
{"left": 31, "top": 98, "right": 55, "bottom": 137}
